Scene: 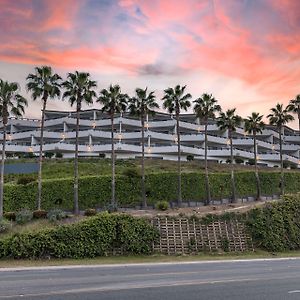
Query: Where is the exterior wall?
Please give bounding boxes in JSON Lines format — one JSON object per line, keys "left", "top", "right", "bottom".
{"left": 0, "top": 109, "right": 299, "bottom": 168}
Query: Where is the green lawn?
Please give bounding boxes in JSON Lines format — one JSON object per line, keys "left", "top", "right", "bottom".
{"left": 5, "top": 158, "right": 298, "bottom": 183}
{"left": 1, "top": 250, "right": 300, "bottom": 268}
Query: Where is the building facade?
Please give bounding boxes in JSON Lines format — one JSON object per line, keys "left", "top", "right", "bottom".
{"left": 1, "top": 109, "right": 300, "bottom": 168}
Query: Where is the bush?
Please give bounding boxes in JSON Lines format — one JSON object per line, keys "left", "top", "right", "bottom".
{"left": 156, "top": 201, "right": 169, "bottom": 211}
{"left": 247, "top": 158, "right": 255, "bottom": 166}
{"left": 16, "top": 210, "right": 33, "bottom": 225}
{"left": 33, "top": 210, "right": 48, "bottom": 219}
{"left": 47, "top": 209, "right": 66, "bottom": 222}
{"left": 186, "top": 154, "right": 194, "bottom": 161}
{"left": 0, "top": 214, "right": 159, "bottom": 259}
{"left": 17, "top": 176, "right": 36, "bottom": 185}
{"left": 55, "top": 152, "right": 63, "bottom": 158}
{"left": 0, "top": 218, "right": 10, "bottom": 233}
{"left": 235, "top": 157, "right": 244, "bottom": 164}
{"left": 246, "top": 193, "right": 300, "bottom": 252}
{"left": 44, "top": 152, "right": 55, "bottom": 159}
{"left": 122, "top": 168, "right": 140, "bottom": 178}
{"left": 99, "top": 153, "right": 105, "bottom": 159}
{"left": 84, "top": 208, "right": 97, "bottom": 217}
{"left": 283, "top": 161, "right": 290, "bottom": 169}
{"left": 3, "top": 212, "right": 16, "bottom": 221}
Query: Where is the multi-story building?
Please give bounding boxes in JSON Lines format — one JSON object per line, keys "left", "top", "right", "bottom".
{"left": 1, "top": 109, "right": 300, "bottom": 168}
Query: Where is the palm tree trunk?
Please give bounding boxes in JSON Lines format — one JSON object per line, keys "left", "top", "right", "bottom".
{"left": 279, "top": 126, "right": 284, "bottom": 195}
{"left": 73, "top": 105, "right": 80, "bottom": 215}
{"left": 204, "top": 121, "right": 211, "bottom": 205}
{"left": 37, "top": 98, "right": 47, "bottom": 210}
{"left": 141, "top": 115, "right": 146, "bottom": 208}
{"left": 111, "top": 114, "right": 116, "bottom": 207}
{"left": 298, "top": 112, "right": 300, "bottom": 136}
{"left": 229, "top": 130, "right": 237, "bottom": 203}
{"left": 253, "top": 133, "right": 261, "bottom": 201}
{"left": 0, "top": 122, "right": 7, "bottom": 217}
{"left": 176, "top": 111, "right": 182, "bottom": 207}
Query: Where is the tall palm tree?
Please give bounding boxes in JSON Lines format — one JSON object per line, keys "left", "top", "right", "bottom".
{"left": 97, "top": 85, "right": 128, "bottom": 209}
{"left": 287, "top": 95, "right": 300, "bottom": 136}
{"left": 26, "top": 66, "right": 62, "bottom": 210}
{"left": 0, "top": 80, "right": 27, "bottom": 217}
{"left": 62, "top": 72, "right": 97, "bottom": 214}
{"left": 267, "top": 103, "right": 294, "bottom": 195}
{"left": 193, "top": 93, "right": 221, "bottom": 205}
{"left": 217, "top": 109, "right": 242, "bottom": 203}
{"left": 162, "top": 85, "right": 192, "bottom": 207}
{"left": 244, "top": 112, "right": 265, "bottom": 201}
{"left": 128, "top": 88, "right": 159, "bottom": 208}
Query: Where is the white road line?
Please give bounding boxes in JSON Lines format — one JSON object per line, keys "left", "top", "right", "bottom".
{"left": 288, "top": 290, "right": 300, "bottom": 294}
{"left": 1, "top": 257, "right": 300, "bottom": 272}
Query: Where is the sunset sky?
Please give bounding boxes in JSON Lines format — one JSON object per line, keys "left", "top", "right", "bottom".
{"left": 0, "top": 0, "right": 299, "bottom": 128}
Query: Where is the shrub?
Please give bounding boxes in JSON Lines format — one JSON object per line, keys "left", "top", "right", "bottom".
{"left": 17, "top": 176, "right": 36, "bottom": 185}
{"left": 99, "top": 153, "right": 105, "bottom": 159}
{"left": 44, "top": 152, "right": 55, "bottom": 159}
{"left": 235, "top": 157, "right": 244, "bottom": 164}
{"left": 47, "top": 209, "right": 66, "bottom": 222}
{"left": 247, "top": 158, "right": 255, "bottom": 166}
{"left": 0, "top": 214, "right": 159, "bottom": 259}
{"left": 283, "top": 161, "right": 290, "bottom": 169}
{"left": 122, "top": 167, "right": 140, "bottom": 178}
{"left": 0, "top": 218, "right": 10, "bottom": 233}
{"left": 156, "top": 201, "right": 169, "bottom": 211}
{"left": 16, "top": 210, "right": 33, "bottom": 225}
{"left": 33, "top": 210, "right": 48, "bottom": 219}
{"left": 55, "top": 152, "right": 63, "bottom": 158}
{"left": 226, "top": 159, "right": 232, "bottom": 164}
{"left": 186, "top": 154, "right": 194, "bottom": 161}
{"left": 3, "top": 212, "right": 16, "bottom": 221}
{"left": 84, "top": 208, "right": 97, "bottom": 217}
{"left": 246, "top": 193, "right": 300, "bottom": 252}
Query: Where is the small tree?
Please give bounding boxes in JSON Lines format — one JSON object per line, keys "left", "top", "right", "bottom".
{"left": 162, "top": 85, "right": 192, "bottom": 207}
{"left": 217, "top": 109, "right": 242, "bottom": 203}
{"left": 0, "top": 80, "right": 27, "bottom": 217}
{"left": 62, "top": 72, "right": 97, "bottom": 214}
{"left": 267, "top": 103, "right": 294, "bottom": 195}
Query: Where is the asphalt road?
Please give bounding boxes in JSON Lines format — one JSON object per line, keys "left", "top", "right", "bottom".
{"left": 1, "top": 258, "right": 300, "bottom": 299}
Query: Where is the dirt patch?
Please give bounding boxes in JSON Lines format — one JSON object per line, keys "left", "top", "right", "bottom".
{"left": 124, "top": 199, "right": 277, "bottom": 218}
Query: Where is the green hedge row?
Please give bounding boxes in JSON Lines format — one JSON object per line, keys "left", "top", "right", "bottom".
{"left": 0, "top": 213, "right": 159, "bottom": 259}
{"left": 3, "top": 171, "right": 300, "bottom": 211}
{"left": 246, "top": 193, "right": 300, "bottom": 252}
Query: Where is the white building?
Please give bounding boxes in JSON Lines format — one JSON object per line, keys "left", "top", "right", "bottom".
{"left": 1, "top": 109, "right": 300, "bottom": 168}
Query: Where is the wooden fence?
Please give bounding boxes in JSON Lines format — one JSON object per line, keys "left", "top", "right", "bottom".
{"left": 152, "top": 218, "right": 253, "bottom": 254}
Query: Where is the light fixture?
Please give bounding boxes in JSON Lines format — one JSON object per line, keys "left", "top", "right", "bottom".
{"left": 92, "top": 122, "right": 96, "bottom": 128}
{"left": 28, "top": 146, "right": 33, "bottom": 153}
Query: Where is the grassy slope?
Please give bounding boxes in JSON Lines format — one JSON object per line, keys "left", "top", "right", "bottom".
{"left": 5, "top": 158, "right": 299, "bottom": 183}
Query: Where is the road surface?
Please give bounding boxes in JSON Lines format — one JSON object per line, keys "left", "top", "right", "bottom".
{"left": 1, "top": 258, "right": 300, "bottom": 299}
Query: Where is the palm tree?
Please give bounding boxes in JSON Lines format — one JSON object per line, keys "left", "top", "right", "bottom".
{"left": 193, "top": 94, "right": 221, "bottom": 205}
{"left": 287, "top": 95, "right": 300, "bottom": 136}
{"left": 217, "top": 109, "right": 242, "bottom": 203}
{"left": 267, "top": 103, "right": 294, "bottom": 195}
{"left": 26, "top": 66, "right": 62, "bottom": 210}
{"left": 162, "top": 85, "right": 192, "bottom": 207}
{"left": 128, "top": 88, "right": 159, "bottom": 208}
{"left": 0, "top": 80, "right": 27, "bottom": 217}
{"left": 62, "top": 72, "right": 97, "bottom": 214}
{"left": 244, "top": 112, "right": 265, "bottom": 201}
{"left": 97, "top": 85, "right": 128, "bottom": 209}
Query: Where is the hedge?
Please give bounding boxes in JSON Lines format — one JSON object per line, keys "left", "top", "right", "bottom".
{"left": 0, "top": 213, "right": 159, "bottom": 259}
{"left": 3, "top": 171, "right": 300, "bottom": 211}
{"left": 246, "top": 193, "right": 300, "bottom": 252}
